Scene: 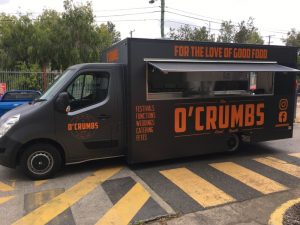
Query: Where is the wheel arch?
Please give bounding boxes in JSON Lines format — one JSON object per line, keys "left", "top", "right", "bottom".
{"left": 16, "top": 138, "right": 66, "bottom": 166}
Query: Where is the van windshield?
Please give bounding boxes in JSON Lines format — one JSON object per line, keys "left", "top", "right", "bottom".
{"left": 40, "top": 69, "right": 74, "bottom": 101}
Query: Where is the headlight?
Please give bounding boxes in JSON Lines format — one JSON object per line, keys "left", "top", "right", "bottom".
{"left": 0, "top": 114, "right": 20, "bottom": 138}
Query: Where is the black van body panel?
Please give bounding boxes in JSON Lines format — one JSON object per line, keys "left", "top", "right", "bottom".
{"left": 103, "top": 38, "right": 298, "bottom": 164}
{"left": 0, "top": 38, "right": 298, "bottom": 168}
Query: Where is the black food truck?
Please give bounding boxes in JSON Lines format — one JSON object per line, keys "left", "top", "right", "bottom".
{"left": 0, "top": 38, "right": 298, "bottom": 179}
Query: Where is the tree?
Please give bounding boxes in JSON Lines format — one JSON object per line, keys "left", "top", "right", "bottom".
{"left": 0, "top": 13, "right": 16, "bottom": 68}
{"left": 217, "top": 21, "right": 235, "bottom": 43}
{"left": 283, "top": 29, "right": 300, "bottom": 47}
{"left": 0, "top": 0, "right": 121, "bottom": 70}
{"left": 0, "top": 13, "right": 36, "bottom": 69}
{"left": 234, "top": 17, "right": 264, "bottom": 44}
{"left": 169, "top": 18, "right": 264, "bottom": 45}
{"left": 61, "top": 0, "right": 96, "bottom": 67}
{"left": 33, "top": 10, "right": 63, "bottom": 71}
{"left": 59, "top": 0, "right": 121, "bottom": 69}
{"left": 106, "top": 21, "right": 121, "bottom": 44}
{"left": 169, "top": 24, "right": 215, "bottom": 41}
{"left": 96, "top": 22, "right": 121, "bottom": 54}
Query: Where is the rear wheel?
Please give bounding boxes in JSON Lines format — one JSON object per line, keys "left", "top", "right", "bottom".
{"left": 227, "top": 134, "right": 240, "bottom": 152}
{"left": 20, "top": 143, "right": 62, "bottom": 180}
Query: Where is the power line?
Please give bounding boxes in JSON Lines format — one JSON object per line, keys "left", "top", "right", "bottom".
{"left": 94, "top": 11, "right": 161, "bottom": 18}
{"left": 0, "top": 8, "right": 297, "bottom": 36}
{"left": 0, "top": 12, "right": 161, "bottom": 22}
{"left": 165, "top": 11, "right": 222, "bottom": 24}
{"left": 0, "top": 10, "right": 161, "bottom": 22}
{"left": 1, "top": 4, "right": 298, "bottom": 35}
{"left": 166, "top": 6, "right": 223, "bottom": 23}
{"left": 261, "top": 29, "right": 288, "bottom": 35}
{"left": 165, "top": 20, "right": 219, "bottom": 31}
{"left": 94, "top": 18, "right": 222, "bottom": 32}
{"left": 1, "top": 6, "right": 160, "bottom": 16}
{"left": 0, "top": 15, "right": 291, "bottom": 39}
{"left": 0, "top": 10, "right": 162, "bottom": 22}
{"left": 93, "top": 6, "right": 159, "bottom": 12}
{"left": 95, "top": 18, "right": 216, "bottom": 31}
{"left": 95, "top": 18, "right": 160, "bottom": 23}
{"left": 0, "top": 8, "right": 295, "bottom": 39}
{"left": 165, "top": 6, "right": 291, "bottom": 35}
{"left": 267, "top": 36, "right": 285, "bottom": 40}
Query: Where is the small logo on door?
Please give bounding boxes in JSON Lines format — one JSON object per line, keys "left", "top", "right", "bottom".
{"left": 67, "top": 114, "right": 100, "bottom": 139}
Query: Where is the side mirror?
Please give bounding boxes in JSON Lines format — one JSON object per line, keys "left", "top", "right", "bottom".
{"left": 55, "top": 92, "right": 70, "bottom": 113}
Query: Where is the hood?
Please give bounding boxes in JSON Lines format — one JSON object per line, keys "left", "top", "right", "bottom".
{"left": 0, "top": 101, "right": 46, "bottom": 121}
{"left": 0, "top": 101, "right": 28, "bottom": 117}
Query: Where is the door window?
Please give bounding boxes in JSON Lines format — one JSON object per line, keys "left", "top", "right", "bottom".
{"left": 66, "top": 72, "right": 109, "bottom": 111}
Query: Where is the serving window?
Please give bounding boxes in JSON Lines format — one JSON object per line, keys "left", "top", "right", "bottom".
{"left": 147, "top": 66, "right": 274, "bottom": 100}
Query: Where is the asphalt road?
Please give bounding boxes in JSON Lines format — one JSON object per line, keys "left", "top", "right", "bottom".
{"left": 0, "top": 125, "right": 300, "bottom": 225}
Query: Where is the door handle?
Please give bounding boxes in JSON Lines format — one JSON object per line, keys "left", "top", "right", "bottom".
{"left": 98, "top": 114, "right": 111, "bottom": 120}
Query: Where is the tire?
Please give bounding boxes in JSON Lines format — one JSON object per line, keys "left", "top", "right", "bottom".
{"left": 227, "top": 133, "right": 240, "bottom": 152}
{"left": 20, "top": 143, "right": 62, "bottom": 180}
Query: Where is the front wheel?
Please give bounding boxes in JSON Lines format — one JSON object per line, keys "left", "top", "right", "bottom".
{"left": 20, "top": 143, "right": 62, "bottom": 180}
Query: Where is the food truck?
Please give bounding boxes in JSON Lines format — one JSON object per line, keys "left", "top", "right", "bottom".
{"left": 0, "top": 38, "right": 298, "bottom": 179}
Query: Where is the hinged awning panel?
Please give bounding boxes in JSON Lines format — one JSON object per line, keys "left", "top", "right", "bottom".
{"left": 148, "top": 62, "right": 300, "bottom": 73}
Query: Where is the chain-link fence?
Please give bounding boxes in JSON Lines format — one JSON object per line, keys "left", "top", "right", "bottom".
{"left": 0, "top": 71, "right": 61, "bottom": 93}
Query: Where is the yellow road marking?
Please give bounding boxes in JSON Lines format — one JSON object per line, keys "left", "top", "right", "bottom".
{"left": 24, "top": 189, "right": 64, "bottom": 212}
{"left": 210, "top": 162, "right": 287, "bottom": 194}
{"left": 0, "top": 181, "right": 14, "bottom": 192}
{"left": 95, "top": 183, "right": 150, "bottom": 225}
{"left": 24, "top": 188, "right": 75, "bottom": 224}
{"left": 12, "top": 167, "right": 122, "bottom": 225}
{"left": 0, "top": 195, "right": 14, "bottom": 205}
{"left": 269, "top": 197, "right": 300, "bottom": 225}
{"left": 10, "top": 180, "right": 16, "bottom": 188}
{"left": 34, "top": 180, "right": 48, "bottom": 187}
{"left": 288, "top": 153, "right": 300, "bottom": 158}
{"left": 160, "top": 167, "right": 235, "bottom": 208}
{"left": 254, "top": 157, "right": 300, "bottom": 178}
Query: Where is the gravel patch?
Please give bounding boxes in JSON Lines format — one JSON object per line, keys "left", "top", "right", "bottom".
{"left": 283, "top": 203, "right": 300, "bottom": 225}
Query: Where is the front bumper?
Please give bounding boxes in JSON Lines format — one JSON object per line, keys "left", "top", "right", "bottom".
{"left": 0, "top": 136, "right": 22, "bottom": 168}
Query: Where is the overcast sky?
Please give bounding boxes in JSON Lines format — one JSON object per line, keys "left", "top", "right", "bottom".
{"left": 0, "top": 0, "right": 300, "bottom": 45}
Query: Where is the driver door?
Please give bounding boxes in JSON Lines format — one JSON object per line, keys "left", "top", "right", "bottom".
{"left": 55, "top": 69, "right": 120, "bottom": 162}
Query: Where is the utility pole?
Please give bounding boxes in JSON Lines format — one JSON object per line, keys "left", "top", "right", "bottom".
{"left": 267, "top": 35, "right": 275, "bottom": 45}
{"left": 130, "top": 30, "right": 135, "bottom": 38}
{"left": 149, "top": 0, "right": 165, "bottom": 38}
{"left": 160, "top": 0, "right": 165, "bottom": 38}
